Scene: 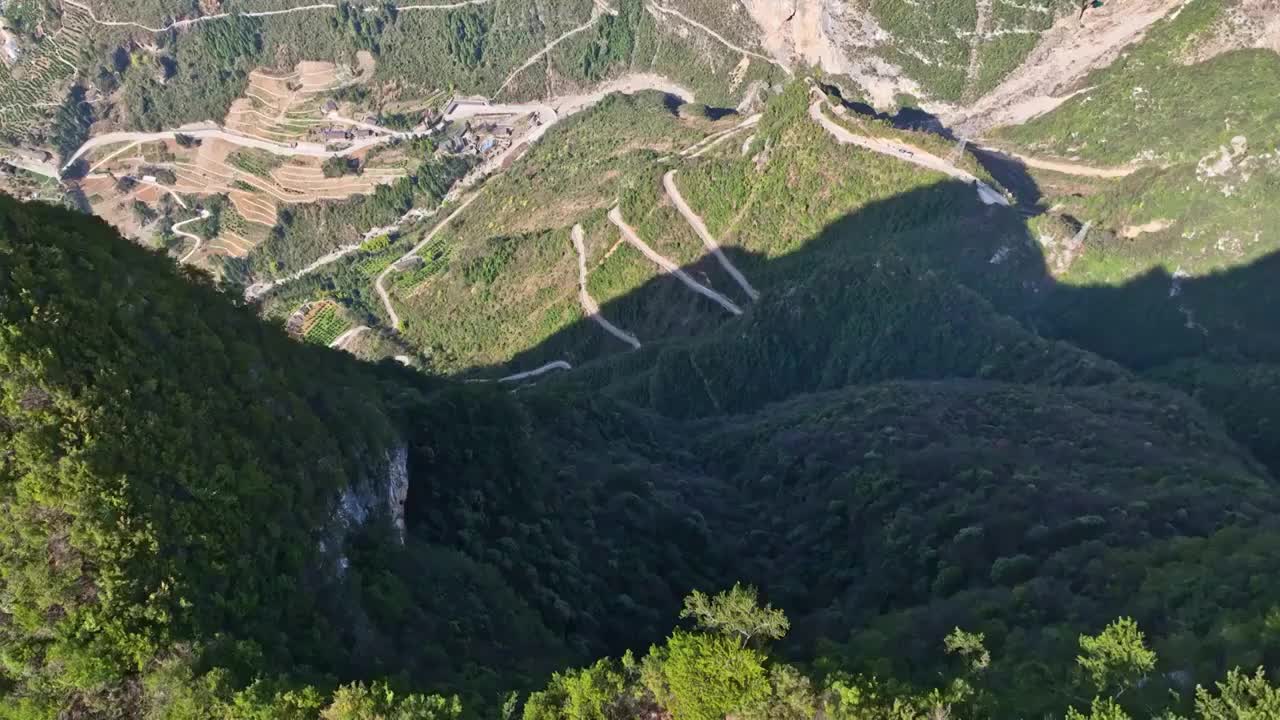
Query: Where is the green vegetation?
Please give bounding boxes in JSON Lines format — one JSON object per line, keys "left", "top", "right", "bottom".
{"left": 227, "top": 148, "right": 287, "bottom": 177}
{"left": 441, "top": 7, "right": 490, "bottom": 70}
{"left": 869, "top": 0, "right": 976, "bottom": 100}
{"left": 379, "top": 92, "right": 710, "bottom": 373}
{"left": 302, "top": 303, "right": 351, "bottom": 345}
{"left": 7, "top": 147, "right": 1280, "bottom": 720}
{"left": 999, "top": 1, "right": 1267, "bottom": 165}
{"left": 322, "top": 155, "right": 361, "bottom": 178}
{"left": 991, "top": 0, "right": 1280, "bottom": 285}
{"left": 51, "top": 86, "right": 93, "bottom": 161}
{"left": 118, "top": 16, "right": 265, "bottom": 131}
{"left": 251, "top": 152, "right": 469, "bottom": 278}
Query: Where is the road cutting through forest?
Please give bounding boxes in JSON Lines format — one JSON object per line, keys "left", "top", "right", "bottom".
{"left": 328, "top": 325, "right": 370, "bottom": 351}
{"left": 649, "top": 3, "right": 791, "bottom": 74}
{"left": 607, "top": 207, "right": 743, "bottom": 316}
{"left": 495, "top": 1, "right": 618, "bottom": 97}
{"left": 572, "top": 224, "right": 642, "bottom": 350}
{"left": 662, "top": 170, "right": 760, "bottom": 301}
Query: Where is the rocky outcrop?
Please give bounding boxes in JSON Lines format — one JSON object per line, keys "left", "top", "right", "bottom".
{"left": 324, "top": 444, "right": 410, "bottom": 575}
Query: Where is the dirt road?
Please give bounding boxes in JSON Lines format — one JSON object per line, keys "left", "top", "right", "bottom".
{"left": 572, "top": 224, "right": 642, "bottom": 349}
{"left": 681, "top": 114, "right": 762, "bottom": 158}
{"left": 173, "top": 210, "right": 210, "bottom": 263}
{"left": 63, "top": 124, "right": 405, "bottom": 172}
{"left": 329, "top": 325, "right": 370, "bottom": 350}
{"left": 446, "top": 75, "right": 695, "bottom": 198}
{"left": 245, "top": 243, "right": 362, "bottom": 300}
{"left": 650, "top": 3, "right": 791, "bottom": 75}
{"left": 662, "top": 170, "right": 759, "bottom": 301}
{"left": 497, "top": 361, "right": 572, "bottom": 383}
{"left": 496, "top": 2, "right": 616, "bottom": 97}
{"left": 810, "top": 98, "right": 1010, "bottom": 206}
{"left": 607, "top": 206, "right": 743, "bottom": 316}
{"left": 63, "top": 0, "right": 493, "bottom": 34}
{"left": 976, "top": 145, "right": 1141, "bottom": 178}
{"left": 376, "top": 194, "right": 481, "bottom": 328}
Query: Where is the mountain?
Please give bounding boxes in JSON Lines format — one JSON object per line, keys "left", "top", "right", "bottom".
{"left": 3, "top": 174, "right": 1280, "bottom": 718}
{"left": 2, "top": 0, "right": 1280, "bottom": 718}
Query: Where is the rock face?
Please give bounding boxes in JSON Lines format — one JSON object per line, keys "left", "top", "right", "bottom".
{"left": 384, "top": 445, "right": 409, "bottom": 539}
{"left": 326, "top": 444, "right": 410, "bottom": 573}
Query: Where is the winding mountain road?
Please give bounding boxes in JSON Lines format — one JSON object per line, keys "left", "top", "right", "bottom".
{"left": 572, "top": 224, "right": 642, "bottom": 350}
{"left": 649, "top": 3, "right": 791, "bottom": 75}
{"left": 62, "top": 123, "right": 405, "bottom": 173}
{"left": 662, "top": 170, "right": 759, "bottom": 301}
{"left": 497, "top": 361, "right": 573, "bottom": 383}
{"left": 607, "top": 206, "right": 743, "bottom": 316}
{"left": 62, "top": 0, "right": 494, "bottom": 34}
{"left": 810, "top": 98, "right": 1010, "bottom": 206}
{"left": 173, "top": 210, "right": 210, "bottom": 263}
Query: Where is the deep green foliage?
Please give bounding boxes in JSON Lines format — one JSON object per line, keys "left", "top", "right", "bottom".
{"left": 441, "top": 8, "right": 490, "bottom": 70}
{"left": 253, "top": 154, "right": 469, "bottom": 278}
{"left": 578, "top": 0, "right": 643, "bottom": 82}
{"left": 51, "top": 86, "right": 92, "bottom": 162}
{"left": 642, "top": 631, "right": 771, "bottom": 720}
{"left": 120, "top": 17, "right": 265, "bottom": 131}
{"left": 322, "top": 156, "right": 361, "bottom": 179}
{"left": 0, "top": 196, "right": 415, "bottom": 715}
{"left": 1077, "top": 618, "right": 1157, "bottom": 694}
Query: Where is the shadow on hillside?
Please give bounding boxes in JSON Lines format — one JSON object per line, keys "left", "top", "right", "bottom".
{"left": 393, "top": 173, "right": 1280, "bottom": 707}
{"left": 457, "top": 173, "right": 1280, "bottom": 463}
{"left": 818, "top": 81, "right": 1045, "bottom": 208}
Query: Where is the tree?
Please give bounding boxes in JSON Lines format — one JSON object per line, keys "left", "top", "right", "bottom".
{"left": 1194, "top": 668, "right": 1280, "bottom": 720}
{"left": 1077, "top": 618, "right": 1157, "bottom": 695}
{"left": 743, "top": 664, "right": 817, "bottom": 720}
{"left": 522, "top": 659, "right": 626, "bottom": 720}
{"left": 679, "top": 583, "right": 789, "bottom": 648}
{"left": 321, "top": 682, "right": 462, "bottom": 720}
{"left": 1066, "top": 697, "right": 1132, "bottom": 720}
{"left": 944, "top": 628, "right": 990, "bottom": 672}
{"left": 323, "top": 156, "right": 360, "bottom": 178}
{"left": 641, "top": 631, "right": 770, "bottom": 720}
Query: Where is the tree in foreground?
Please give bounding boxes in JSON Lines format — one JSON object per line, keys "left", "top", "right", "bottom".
{"left": 679, "top": 583, "right": 789, "bottom": 649}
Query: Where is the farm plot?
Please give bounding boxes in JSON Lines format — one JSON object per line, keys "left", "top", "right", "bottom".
{"left": 297, "top": 301, "right": 352, "bottom": 346}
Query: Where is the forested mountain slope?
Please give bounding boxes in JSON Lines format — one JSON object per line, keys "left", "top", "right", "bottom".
{"left": 4, "top": 182, "right": 1280, "bottom": 718}
{"left": 3, "top": 0, "right": 1280, "bottom": 718}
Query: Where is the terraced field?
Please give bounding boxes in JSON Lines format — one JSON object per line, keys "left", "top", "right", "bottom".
{"left": 0, "top": 3, "right": 91, "bottom": 138}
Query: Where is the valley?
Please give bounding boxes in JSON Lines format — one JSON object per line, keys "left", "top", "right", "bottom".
{"left": 1, "top": 0, "right": 1279, "bottom": 719}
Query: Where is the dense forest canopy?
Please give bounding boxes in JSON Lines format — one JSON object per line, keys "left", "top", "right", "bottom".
{"left": 3, "top": 173, "right": 1280, "bottom": 718}
{"left": 2, "top": 0, "right": 1280, "bottom": 716}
